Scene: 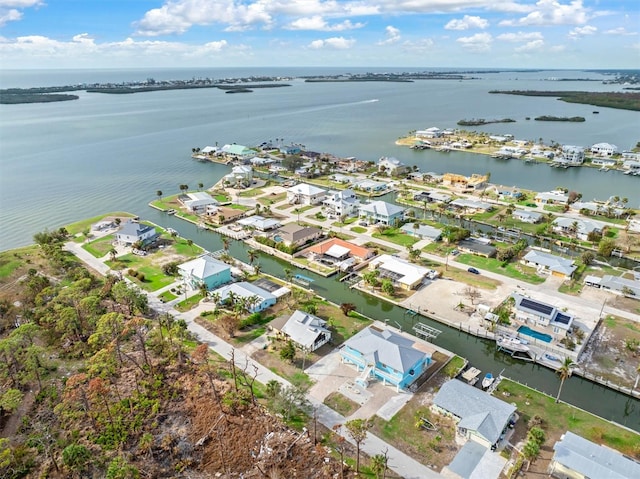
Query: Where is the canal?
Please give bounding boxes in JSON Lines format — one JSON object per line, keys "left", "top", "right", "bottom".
{"left": 148, "top": 209, "right": 640, "bottom": 432}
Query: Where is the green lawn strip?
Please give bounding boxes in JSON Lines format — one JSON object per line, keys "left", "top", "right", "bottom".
{"left": 171, "top": 239, "right": 203, "bottom": 257}
{"left": 372, "top": 229, "right": 419, "bottom": 248}
{"left": 158, "top": 290, "right": 178, "bottom": 302}
{"left": 543, "top": 205, "right": 565, "bottom": 213}
{"left": 233, "top": 326, "right": 267, "bottom": 344}
{"left": 314, "top": 302, "right": 372, "bottom": 345}
{"left": 107, "top": 254, "right": 176, "bottom": 292}
{"left": 440, "top": 266, "right": 501, "bottom": 289}
{"left": 228, "top": 204, "right": 252, "bottom": 211}
{"left": 258, "top": 192, "right": 287, "bottom": 205}
{"left": 323, "top": 391, "right": 360, "bottom": 417}
{"left": 441, "top": 355, "right": 466, "bottom": 378}
{"left": 81, "top": 235, "right": 115, "bottom": 258}
{"left": 238, "top": 188, "right": 265, "bottom": 197}
{"left": 0, "top": 248, "right": 36, "bottom": 279}
{"left": 150, "top": 194, "right": 181, "bottom": 211}
{"left": 64, "top": 211, "right": 135, "bottom": 235}
{"left": 175, "top": 292, "right": 204, "bottom": 312}
{"left": 455, "top": 254, "right": 545, "bottom": 284}
{"left": 496, "top": 379, "right": 640, "bottom": 456}
{"left": 350, "top": 226, "right": 367, "bottom": 234}
{"left": 558, "top": 263, "right": 588, "bottom": 295}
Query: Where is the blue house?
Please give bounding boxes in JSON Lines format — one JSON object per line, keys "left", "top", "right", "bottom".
{"left": 178, "top": 254, "right": 232, "bottom": 291}
{"left": 341, "top": 326, "right": 432, "bottom": 391}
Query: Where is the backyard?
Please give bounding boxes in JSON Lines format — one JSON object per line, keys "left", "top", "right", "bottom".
{"left": 455, "top": 253, "right": 546, "bottom": 284}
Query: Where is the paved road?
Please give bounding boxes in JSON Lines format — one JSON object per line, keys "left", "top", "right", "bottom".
{"left": 65, "top": 240, "right": 444, "bottom": 479}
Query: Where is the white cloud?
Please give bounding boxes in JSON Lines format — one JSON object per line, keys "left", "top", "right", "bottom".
{"left": 308, "top": 36, "right": 355, "bottom": 50}
{"left": 378, "top": 25, "right": 400, "bottom": 45}
{"left": 496, "top": 31, "right": 543, "bottom": 42}
{"left": 456, "top": 32, "right": 492, "bottom": 52}
{"left": 499, "top": 0, "right": 590, "bottom": 27}
{"left": 134, "top": 0, "right": 272, "bottom": 36}
{"left": 0, "top": 7, "right": 20, "bottom": 25}
{"left": 0, "top": 0, "right": 42, "bottom": 26}
{"left": 401, "top": 38, "right": 435, "bottom": 54}
{"left": 286, "top": 15, "right": 364, "bottom": 31}
{"left": 569, "top": 25, "right": 597, "bottom": 39}
{"left": 444, "top": 15, "right": 488, "bottom": 31}
{"left": 604, "top": 27, "right": 638, "bottom": 36}
{"left": 515, "top": 39, "right": 544, "bottom": 52}
{"left": 0, "top": 0, "right": 42, "bottom": 7}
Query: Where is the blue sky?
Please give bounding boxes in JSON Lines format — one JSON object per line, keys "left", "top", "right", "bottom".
{"left": 0, "top": 0, "right": 638, "bottom": 69}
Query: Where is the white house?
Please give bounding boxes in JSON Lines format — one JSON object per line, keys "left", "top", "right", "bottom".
{"left": 286, "top": 183, "right": 327, "bottom": 205}
{"left": 378, "top": 156, "right": 411, "bottom": 176}
{"left": 590, "top": 142, "right": 618, "bottom": 156}
{"left": 513, "top": 210, "right": 543, "bottom": 224}
{"left": 512, "top": 293, "right": 574, "bottom": 336}
{"left": 552, "top": 217, "right": 606, "bottom": 241}
{"left": 416, "top": 127, "right": 443, "bottom": 138}
{"left": 535, "top": 190, "right": 569, "bottom": 205}
{"left": 213, "top": 281, "right": 277, "bottom": 313}
{"left": 322, "top": 189, "right": 360, "bottom": 217}
{"left": 560, "top": 145, "right": 585, "bottom": 164}
{"left": 358, "top": 200, "right": 405, "bottom": 226}
{"left": 522, "top": 250, "right": 577, "bottom": 279}
{"left": 368, "top": 254, "right": 430, "bottom": 290}
{"left": 223, "top": 165, "right": 253, "bottom": 186}
{"left": 278, "top": 310, "right": 332, "bottom": 351}
{"left": 181, "top": 192, "right": 219, "bottom": 213}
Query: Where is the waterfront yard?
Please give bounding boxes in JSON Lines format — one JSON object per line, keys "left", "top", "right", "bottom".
{"left": 455, "top": 253, "right": 546, "bottom": 284}
{"left": 495, "top": 379, "right": 640, "bottom": 476}
{"left": 81, "top": 234, "right": 115, "bottom": 258}
{"left": 371, "top": 227, "right": 420, "bottom": 248}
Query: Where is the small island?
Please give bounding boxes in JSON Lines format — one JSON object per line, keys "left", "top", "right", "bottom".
{"left": 534, "top": 115, "right": 586, "bottom": 122}
{"left": 0, "top": 93, "right": 80, "bottom": 104}
{"left": 457, "top": 118, "right": 515, "bottom": 126}
{"left": 489, "top": 90, "right": 640, "bottom": 111}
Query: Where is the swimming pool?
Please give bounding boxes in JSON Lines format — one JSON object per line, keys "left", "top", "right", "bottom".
{"left": 517, "top": 325, "right": 552, "bottom": 343}
{"left": 274, "top": 235, "right": 283, "bottom": 243}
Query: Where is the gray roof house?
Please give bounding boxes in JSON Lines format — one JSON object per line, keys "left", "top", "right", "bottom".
{"left": 400, "top": 223, "right": 442, "bottom": 242}
{"left": 584, "top": 274, "right": 640, "bottom": 298}
{"left": 432, "top": 379, "right": 516, "bottom": 448}
{"left": 522, "top": 250, "right": 577, "bottom": 279}
{"left": 115, "top": 221, "right": 159, "bottom": 247}
{"left": 512, "top": 293, "right": 574, "bottom": 337}
{"left": 278, "top": 310, "right": 331, "bottom": 351}
{"left": 359, "top": 200, "right": 405, "bottom": 226}
{"left": 549, "top": 431, "right": 640, "bottom": 479}
{"left": 512, "top": 209, "right": 543, "bottom": 224}
{"left": 276, "top": 223, "right": 323, "bottom": 247}
{"left": 457, "top": 238, "right": 497, "bottom": 258}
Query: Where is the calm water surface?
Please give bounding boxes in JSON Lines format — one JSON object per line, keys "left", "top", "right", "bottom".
{"left": 1, "top": 68, "right": 639, "bottom": 249}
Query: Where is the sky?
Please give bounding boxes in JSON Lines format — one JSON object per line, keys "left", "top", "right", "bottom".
{"left": 0, "top": 0, "right": 638, "bottom": 69}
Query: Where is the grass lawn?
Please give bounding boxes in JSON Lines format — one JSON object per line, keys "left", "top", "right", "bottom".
{"left": 455, "top": 254, "right": 545, "bottom": 284}
{"left": 496, "top": 379, "right": 640, "bottom": 457}
{"left": 362, "top": 242, "right": 399, "bottom": 255}
{"left": 323, "top": 392, "right": 360, "bottom": 417}
{"left": 238, "top": 188, "right": 265, "bottom": 197}
{"left": 440, "top": 265, "right": 501, "bottom": 290}
{"left": 441, "top": 355, "right": 466, "bottom": 378}
{"left": 175, "top": 292, "right": 204, "bottom": 312}
{"left": 258, "top": 193, "right": 287, "bottom": 205}
{"left": 172, "top": 239, "right": 203, "bottom": 257}
{"left": 350, "top": 226, "right": 368, "bottom": 234}
{"left": 64, "top": 211, "right": 135, "bottom": 235}
{"left": 107, "top": 254, "right": 176, "bottom": 292}
{"left": 81, "top": 235, "right": 115, "bottom": 258}
{"left": 158, "top": 290, "right": 178, "bottom": 302}
{"left": 371, "top": 228, "right": 419, "bottom": 248}
{"left": 0, "top": 246, "right": 41, "bottom": 279}
{"left": 150, "top": 194, "right": 181, "bottom": 211}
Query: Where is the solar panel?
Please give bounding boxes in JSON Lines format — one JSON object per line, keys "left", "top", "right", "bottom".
{"left": 520, "top": 298, "right": 554, "bottom": 316}
{"left": 554, "top": 312, "right": 572, "bottom": 325}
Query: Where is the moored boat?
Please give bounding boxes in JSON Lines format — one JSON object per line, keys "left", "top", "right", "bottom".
{"left": 482, "top": 373, "right": 495, "bottom": 389}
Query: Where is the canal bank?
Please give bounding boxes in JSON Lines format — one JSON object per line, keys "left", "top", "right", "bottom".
{"left": 145, "top": 209, "right": 640, "bottom": 432}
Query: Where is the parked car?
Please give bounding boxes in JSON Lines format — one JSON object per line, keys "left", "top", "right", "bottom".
{"left": 358, "top": 221, "right": 369, "bottom": 226}
{"left": 467, "top": 267, "right": 480, "bottom": 275}
{"left": 451, "top": 249, "right": 460, "bottom": 256}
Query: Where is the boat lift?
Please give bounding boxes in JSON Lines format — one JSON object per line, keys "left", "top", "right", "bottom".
{"left": 412, "top": 322, "right": 442, "bottom": 342}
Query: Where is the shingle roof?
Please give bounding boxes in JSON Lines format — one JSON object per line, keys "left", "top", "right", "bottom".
{"left": 281, "top": 310, "right": 331, "bottom": 349}
{"left": 118, "top": 221, "right": 156, "bottom": 237}
{"left": 287, "top": 183, "right": 326, "bottom": 196}
{"left": 522, "top": 250, "right": 577, "bottom": 276}
{"left": 359, "top": 200, "right": 405, "bottom": 217}
{"left": 433, "top": 380, "right": 516, "bottom": 444}
{"left": 214, "top": 281, "right": 275, "bottom": 302}
{"left": 553, "top": 432, "right": 640, "bottom": 479}
{"left": 344, "top": 327, "right": 428, "bottom": 375}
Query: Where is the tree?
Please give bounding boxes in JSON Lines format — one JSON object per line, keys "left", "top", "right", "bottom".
{"left": 198, "top": 182, "right": 204, "bottom": 190}
{"left": 371, "top": 450, "right": 389, "bottom": 479}
{"left": 0, "top": 388, "right": 23, "bottom": 414}
{"left": 522, "top": 439, "right": 540, "bottom": 470}
{"left": 156, "top": 190, "right": 162, "bottom": 200}
{"left": 463, "top": 286, "right": 482, "bottom": 305}
{"left": 345, "top": 418, "right": 372, "bottom": 474}
{"left": 222, "top": 237, "right": 230, "bottom": 252}
{"left": 581, "top": 251, "right": 595, "bottom": 265}
{"left": 106, "top": 456, "right": 140, "bottom": 479}
{"left": 62, "top": 444, "right": 91, "bottom": 476}
{"left": 556, "top": 356, "right": 575, "bottom": 403}
{"left": 340, "top": 303, "right": 356, "bottom": 315}
{"left": 186, "top": 238, "right": 194, "bottom": 251}
{"left": 381, "top": 279, "right": 395, "bottom": 296}
{"left": 598, "top": 238, "right": 617, "bottom": 257}
{"left": 247, "top": 249, "right": 258, "bottom": 265}
{"left": 280, "top": 340, "right": 296, "bottom": 363}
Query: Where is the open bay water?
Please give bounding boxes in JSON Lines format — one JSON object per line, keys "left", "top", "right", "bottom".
{"left": 1, "top": 67, "right": 639, "bottom": 249}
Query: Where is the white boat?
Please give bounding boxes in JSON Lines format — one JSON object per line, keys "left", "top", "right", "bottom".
{"left": 497, "top": 336, "right": 530, "bottom": 352}
{"left": 482, "top": 373, "right": 495, "bottom": 389}
{"left": 166, "top": 209, "right": 177, "bottom": 215}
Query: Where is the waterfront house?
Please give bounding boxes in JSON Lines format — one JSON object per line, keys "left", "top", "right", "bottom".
{"left": 223, "top": 165, "right": 253, "bottom": 187}
{"left": 457, "top": 238, "right": 497, "bottom": 258}
{"left": 584, "top": 274, "right": 640, "bottom": 298}
{"left": 560, "top": 145, "right": 585, "bottom": 164}
{"left": 590, "top": 157, "right": 618, "bottom": 168}
{"left": 213, "top": 281, "right": 276, "bottom": 313}
{"left": 622, "top": 151, "right": 640, "bottom": 161}
{"left": 622, "top": 160, "right": 640, "bottom": 173}
{"left": 201, "top": 145, "right": 219, "bottom": 155}
{"left": 115, "top": 221, "right": 159, "bottom": 247}
{"left": 221, "top": 144, "right": 257, "bottom": 161}
{"left": 181, "top": 192, "right": 219, "bottom": 214}
{"left": 341, "top": 326, "right": 433, "bottom": 391}
{"left": 272, "top": 310, "right": 332, "bottom": 352}
{"left": 535, "top": 190, "right": 569, "bottom": 205}
{"left": 549, "top": 431, "right": 640, "bottom": 479}
{"left": 306, "top": 238, "right": 374, "bottom": 263}
{"left": 178, "top": 254, "right": 232, "bottom": 291}
{"left": 205, "top": 206, "right": 245, "bottom": 225}
{"left": 276, "top": 223, "right": 323, "bottom": 247}
{"left": 286, "top": 183, "right": 327, "bottom": 205}
{"left": 329, "top": 173, "right": 354, "bottom": 184}
{"left": 450, "top": 198, "right": 494, "bottom": 213}
{"left": 416, "top": 127, "right": 443, "bottom": 138}
{"left": 400, "top": 223, "right": 442, "bottom": 242}
{"left": 493, "top": 185, "right": 523, "bottom": 200}
{"left": 432, "top": 379, "right": 516, "bottom": 449}
{"left": 512, "top": 210, "right": 543, "bottom": 224}
{"left": 552, "top": 217, "right": 605, "bottom": 241}
{"left": 512, "top": 292, "right": 574, "bottom": 336}
{"left": 236, "top": 215, "right": 281, "bottom": 232}
{"left": 590, "top": 142, "right": 618, "bottom": 157}
{"left": 250, "top": 156, "right": 275, "bottom": 166}
{"left": 378, "top": 156, "right": 411, "bottom": 176}
{"left": 322, "top": 189, "right": 360, "bottom": 217}
{"left": 352, "top": 178, "right": 388, "bottom": 193}
{"left": 358, "top": 200, "right": 405, "bottom": 226}
{"left": 521, "top": 250, "right": 577, "bottom": 279}
{"left": 443, "top": 173, "right": 488, "bottom": 191}
{"left": 368, "top": 254, "right": 430, "bottom": 289}
{"left": 279, "top": 144, "right": 301, "bottom": 155}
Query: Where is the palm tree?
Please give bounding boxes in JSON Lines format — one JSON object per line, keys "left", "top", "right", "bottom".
{"left": 156, "top": 190, "right": 163, "bottom": 200}
{"left": 284, "top": 267, "right": 293, "bottom": 284}
{"left": 198, "top": 282, "right": 209, "bottom": 300}
{"left": 186, "top": 238, "right": 194, "bottom": 251}
{"left": 221, "top": 237, "right": 230, "bottom": 252}
{"left": 247, "top": 249, "right": 258, "bottom": 265}
{"left": 108, "top": 248, "right": 118, "bottom": 262}
{"left": 253, "top": 262, "right": 262, "bottom": 276}
{"left": 555, "top": 356, "right": 575, "bottom": 403}
{"left": 198, "top": 182, "right": 204, "bottom": 190}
